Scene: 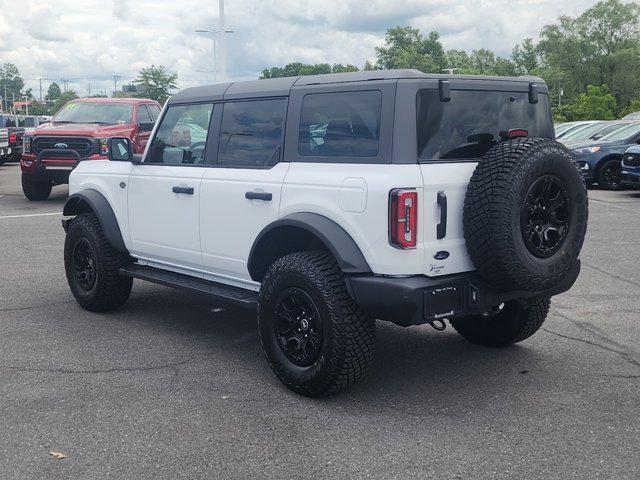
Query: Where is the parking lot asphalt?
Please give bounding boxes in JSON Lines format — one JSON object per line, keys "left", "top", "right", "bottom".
{"left": 0, "top": 162, "right": 639, "bottom": 480}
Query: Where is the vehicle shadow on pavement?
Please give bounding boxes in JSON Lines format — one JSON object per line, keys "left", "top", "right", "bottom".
{"left": 120, "top": 285, "right": 548, "bottom": 408}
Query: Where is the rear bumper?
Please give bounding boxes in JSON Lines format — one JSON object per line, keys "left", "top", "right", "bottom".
{"left": 346, "top": 261, "right": 581, "bottom": 327}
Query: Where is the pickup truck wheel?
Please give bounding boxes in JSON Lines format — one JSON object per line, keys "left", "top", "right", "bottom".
{"left": 22, "top": 174, "right": 52, "bottom": 201}
{"left": 450, "top": 297, "right": 550, "bottom": 347}
{"left": 258, "top": 251, "right": 375, "bottom": 397}
{"left": 64, "top": 213, "right": 133, "bottom": 312}
{"left": 464, "top": 138, "right": 588, "bottom": 292}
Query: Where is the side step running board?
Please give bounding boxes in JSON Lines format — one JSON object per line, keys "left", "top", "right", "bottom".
{"left": 119, "top": 264, "right": 258, "bottom": 309}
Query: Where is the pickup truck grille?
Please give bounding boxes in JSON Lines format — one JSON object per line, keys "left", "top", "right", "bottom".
{"left": 623, "top": 154, "right": 640, "bottom": 167}
{"left": 33, "top": 136, "right": 95, "bottom": 157}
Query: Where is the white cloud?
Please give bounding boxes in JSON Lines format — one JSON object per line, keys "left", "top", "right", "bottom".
{"left": 0, "top": 0, "right": 602, "bottom": 98}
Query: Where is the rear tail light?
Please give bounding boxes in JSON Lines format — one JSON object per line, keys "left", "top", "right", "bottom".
{"left": 389, "top": 188, "right": 418, "bottom": 249}
{"left": 9, "top": 132, "right": 17, "bottom": 144}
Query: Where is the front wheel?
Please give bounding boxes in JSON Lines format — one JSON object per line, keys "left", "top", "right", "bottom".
{"left": 22, "top": 174, "right": 52, "bottom": 201}
{"left": 64, "top": 213, "right": 133, "bottom": 312}
{"left": 450, "top": 297, "right": 550, "bottom": 347}
{"left": 597, "top": 158, "right": 623, "bottom": 190}
{"left": 258, "top": 251, "right": 375, "bottom": 397}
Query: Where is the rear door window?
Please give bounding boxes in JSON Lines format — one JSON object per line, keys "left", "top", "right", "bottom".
{"left": 218, "top": 98, "right": 287, "bottom": 168}
{"left": 417, "top": 90, "right": 553, "bottom": 161}
{"left": 298, "top": 91, "right": 381, "bottom": 157}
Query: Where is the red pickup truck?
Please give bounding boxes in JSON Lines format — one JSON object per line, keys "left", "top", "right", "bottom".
{"left": 21, "top": 97, "right": 161, "bottom": 200}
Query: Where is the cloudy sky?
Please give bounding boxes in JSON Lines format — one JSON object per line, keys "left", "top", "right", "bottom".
{"left": 0, "top": 0, "right": 600, "bottom": 98}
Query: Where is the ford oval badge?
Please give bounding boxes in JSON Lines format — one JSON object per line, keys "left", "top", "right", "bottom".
{"left": 434, "top": 251, "right": 450, "bottom": 260}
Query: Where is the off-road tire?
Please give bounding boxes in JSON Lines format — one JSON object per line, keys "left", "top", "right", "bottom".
{"left": 464, "top": 138, "right": 588, "bottom": 292}
{"left": 258, "top": 251, "right": 375, "bottom": 397}
{"left": 451, "top": 297, "right": 550, "bottom": 347}
{"left": 22, "top": 174, "right": 52, "bottom": 201}
{"left": 64, "top": 213, "right": 133, "bottom": 312}
{"left": 596, "top": 158, "right": 623, "bottom": 190}
{"left": 0, "top": 156, "right": 6, "bottom": 166}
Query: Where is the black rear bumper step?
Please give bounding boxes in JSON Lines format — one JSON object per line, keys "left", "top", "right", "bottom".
{"left": 119, "top": 264, "right": 258, "bottom": 309}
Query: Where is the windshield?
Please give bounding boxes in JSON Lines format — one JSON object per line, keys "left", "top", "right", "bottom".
{"left": 555, "top": 123, "right": 579, "bottom": 136}
{"left": 563, "top": 122, "right": 610, "bottom": 141}
{"left": 417, "top": 89, "right": 553, "bottom": 161}
{"left": 53, "top": 101, "right": 133, "bottom": 125}
{"left": 599, "top": 122, "right": 640, "bottom": 142}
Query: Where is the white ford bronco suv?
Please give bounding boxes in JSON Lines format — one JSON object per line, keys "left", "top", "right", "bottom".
{"left": 62, "top": 70, "right": 588, "bottom": 397}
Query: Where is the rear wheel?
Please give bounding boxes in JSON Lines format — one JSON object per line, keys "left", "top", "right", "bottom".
{"left": 22, "top": 174, "right": 52, "bottom": 201}
{"left": 451, "top": 297, "right": 550, "bottom": 347}
{"left": 64, "top": 213, "right": 133, "bottom": 312}
{"left": 597, "top": 158, "right": 622, "bottom": 190}
{"left": 258, "top": 251, "right": 375, "bottom": 397}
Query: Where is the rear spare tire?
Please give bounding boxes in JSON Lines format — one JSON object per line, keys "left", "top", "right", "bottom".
{"left": 463, "top": 138, "right": 588, "bottom": 292}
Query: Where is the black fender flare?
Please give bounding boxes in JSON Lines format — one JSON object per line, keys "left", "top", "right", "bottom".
{"left": 63, "top": 189, "right": 128, "bottom": 253}
{"left": 249, "top": 212, "right": 371, "bottom": 279}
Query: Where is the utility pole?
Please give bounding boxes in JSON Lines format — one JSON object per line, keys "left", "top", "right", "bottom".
{"left": 2, "top": 84, "right": 6, "bottom": 112}
{"left": 38, "top": 77, "right": 51, "bottom": 101}
{"left": 113, "top": 75, "right": 120, "bottom": 96}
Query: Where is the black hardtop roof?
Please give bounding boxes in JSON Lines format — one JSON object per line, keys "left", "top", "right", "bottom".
{"left": 168, "top": 69, "right": 547, "bottom": 104}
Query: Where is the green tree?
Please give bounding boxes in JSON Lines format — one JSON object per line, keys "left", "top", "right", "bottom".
{"left": 559, "top": 84, "right": 617, "bottom": 120}
{"left": 0, "top": 63, "right": 24, "bottom": 108}
{"left": 444, "top": 49, "right": 472, "bottom": 73}
{"left": 134, "top": 65, "right": 178, "bottom": 103}
{"left": 27, "top": 101, "right": 49, "bottom": 116}
{"left": 375, "top": 27, "right": 446, "bottom": 73}
{"left": 538, "top": 0, "right": 640, "bottom": 110}
{"left": 52, "top": 91, "right": 80, "bottom": 115}
{"left": 619, "top": 98, "right": 640, "bottom": 118}
{"left": 260, "top": 62, "right": 359, "bottom": 79}
{"left": 512, "top": 38, "right": 539, "bottom": 75}
{"left": 45, "top": 82, "right": 62, "bottom": 101}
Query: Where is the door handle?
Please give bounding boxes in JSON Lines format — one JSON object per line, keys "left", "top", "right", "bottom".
{"left": 172, "top": 186, "right": 194, "bottom": 195}
{"left": 245, "top": 191, "right": 272, "bottom": 201}
{"left": 437, "top": 191, "right": 447, "bottom": 239}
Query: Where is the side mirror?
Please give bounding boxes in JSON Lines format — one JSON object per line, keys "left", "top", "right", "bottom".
{"left": 108, "top": 137, "right": 135, "bottom": 163}
{"left": 137, "top": 121, "right": 155, "bottom": 132}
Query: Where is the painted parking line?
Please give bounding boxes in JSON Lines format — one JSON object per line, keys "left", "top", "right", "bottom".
{"left": 0, "top": 212, "right": 62, "bottom": 219}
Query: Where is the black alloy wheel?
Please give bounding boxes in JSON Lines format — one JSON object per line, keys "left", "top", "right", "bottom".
{"left": 72, "top": 237, "right": 97, "bottom": 291}
{"left": 273, "top": 287, "right": 323, "bottom": 367}
{"left": 520, "top": 174, "right": 571, "bottom": 258}
{"left": 600, "top": 160, "right": 622, "bottom": 189}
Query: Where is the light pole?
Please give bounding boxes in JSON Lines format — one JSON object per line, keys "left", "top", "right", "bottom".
{"left": 194, "top": 1, "right": 234, "bottom": 83}
{"left": 194, "top": 28, "right": 234, "bottom": 83}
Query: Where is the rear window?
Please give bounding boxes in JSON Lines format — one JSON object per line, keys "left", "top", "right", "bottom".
{"left": 417, "top": 90, "right": 553, "bottom": 161}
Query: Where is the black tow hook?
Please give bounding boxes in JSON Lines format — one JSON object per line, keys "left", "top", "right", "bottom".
{"left": 428, "top": 319, "right": 447, "bottom": 331}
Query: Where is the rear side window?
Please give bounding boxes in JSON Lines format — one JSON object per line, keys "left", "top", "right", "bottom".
{"left": 218, "top": 98, "right": 286, "bottom": 167}
{"left": 24, "top": 117, "right": 37, "bottom": 127}
{"left": 0, "top": 115, "right": 16, "bottom": 128}
{"left": 417, "top": 90, "right": 554, "bottom": 161}
{"left": 145, "top": 103, "right": 213, "bottom": 165}
{"left": 135, "top": 105, "right": 152, "bottom": 124}
{"left": 147, "top": 104, "right": 161, "bottom": 121}
{"left": 298, "top": 91, "right": 381, "bottom": 157}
